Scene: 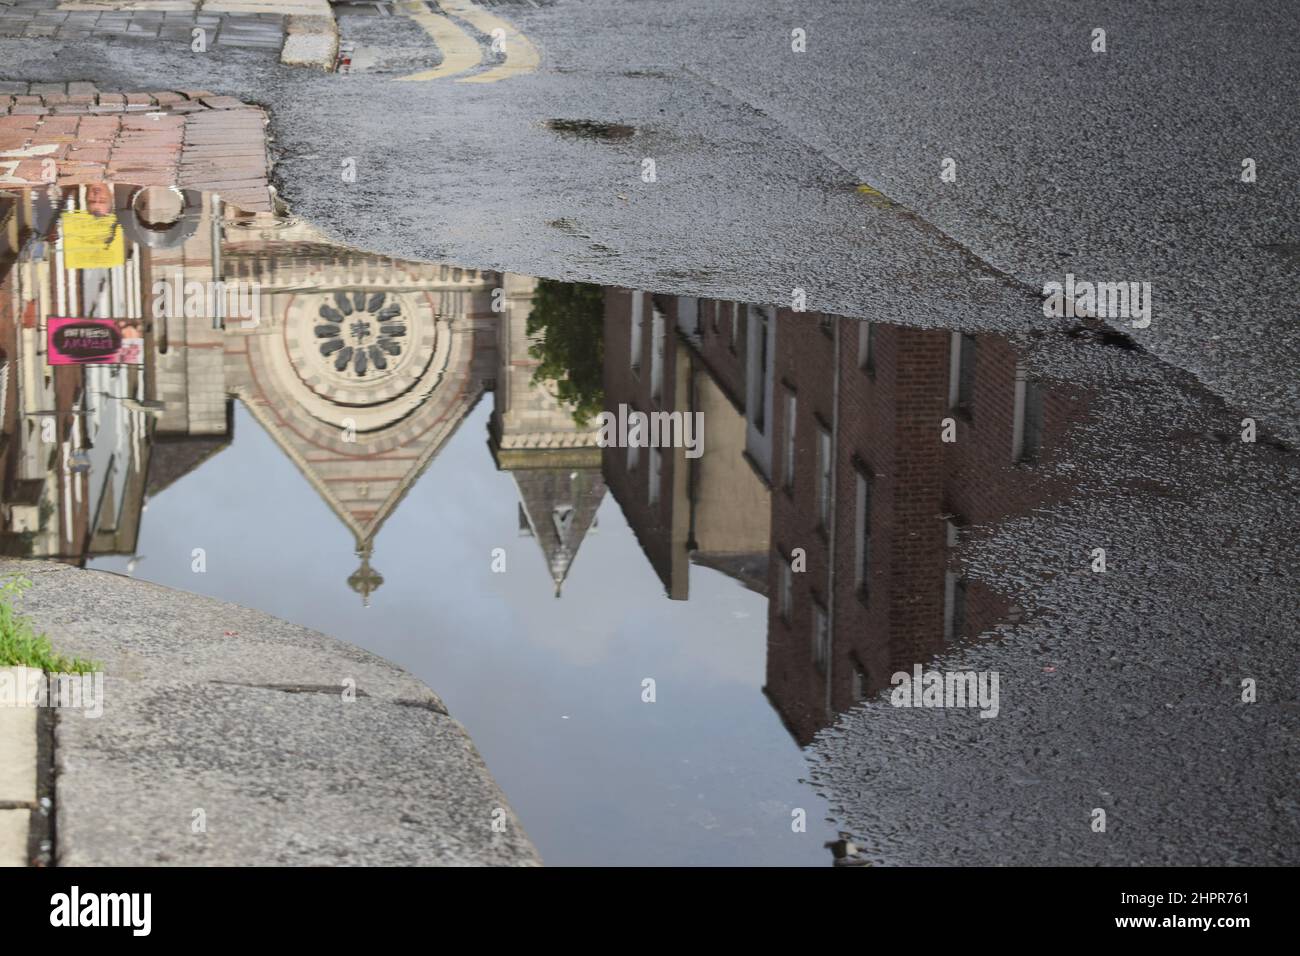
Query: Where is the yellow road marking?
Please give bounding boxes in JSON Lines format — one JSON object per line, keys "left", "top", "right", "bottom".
{"left": 397, "top": 0, "right": 540, "bottom": 83}
{"left": 396, "top": 0, "right": 482, "bottom": 82}
{"left": 438, "top": 0, "right": 540, "bottom": 83}
{"left": 856, "top": 183, "right": 898, "bottom": 208}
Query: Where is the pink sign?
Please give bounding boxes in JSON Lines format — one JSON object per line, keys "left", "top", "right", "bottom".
{"left": 47, "top": 317, "right": 144, "bottom": 366}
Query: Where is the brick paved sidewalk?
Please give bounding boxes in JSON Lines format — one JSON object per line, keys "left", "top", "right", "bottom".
{"left": 0, "top": 84, "right": 272, "bottom": 211}
{"left": 0, "top": 0, "right": 286, "bottom": 47}
{"left": 0, "top": 0, "right": 338, "bottom": 68}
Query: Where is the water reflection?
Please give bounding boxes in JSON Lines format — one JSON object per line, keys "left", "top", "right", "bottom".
{"left": 603, "top": 293, "right": 1089, "bottom": 744}
{"left": 2, "top": 185, "right": 605, "bottom": 602}
{"left": 1, "top": 184, "right": 1086, "bottom": 863}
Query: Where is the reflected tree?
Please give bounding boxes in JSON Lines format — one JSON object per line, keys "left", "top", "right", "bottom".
{"left": 526, "top": 279, "right": 605, "bottom": 426}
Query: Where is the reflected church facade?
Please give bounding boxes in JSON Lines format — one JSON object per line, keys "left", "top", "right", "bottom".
{"left": 0, "top": 186, "right": 605, "bottom": 601}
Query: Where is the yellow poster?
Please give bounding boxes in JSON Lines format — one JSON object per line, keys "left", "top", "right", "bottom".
{"left": 63, "top": 210, "right": 125, "bottom": 269}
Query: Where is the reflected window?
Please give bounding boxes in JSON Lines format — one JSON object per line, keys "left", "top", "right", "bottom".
{"left": 858, "top": 322, "right": 875, "bottom": 374}
{"left": 782, "top": 391, "right": 797, "bottom": 493}
{"left": 943, "top": 519, "right": 967, "bottom": 643}
{"left": 650, "top": 307, "right": 665, "bottom": 403}
{"left": 813, "top": 600, "right": 829, "bottom": 672}
{"left": 630, "top": 291, "right": 643, "bottom": 374}
{"left": 751, "top": 308, "right": 768, "bottom": 435}
{"left": 1012, "top": 364, "right": 1043, "bottom": 463}
{"left": 628, "top": 410, "right": 641, "bottom": 472}
{"left": 677, "top": 296, "right": 699, "bottom": 337}
{"left": 852, "top": 661, "right": 869, "bottom": 700}
{"left": 816, "top": 425, "right": 832, "bottom": 529}
{"left": 948, "top": 331, "right": 976, "bottom": 416}
{"left": 854, "top": 469, "right": 872, "bottom": 598}
{"left": 649, "top": 447, "right": 661, "bottom": 506}
{"left": 778, "top": 553, "right": 793, "bottom": 623}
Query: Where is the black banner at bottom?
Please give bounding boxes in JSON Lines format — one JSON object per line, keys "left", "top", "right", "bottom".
{"left": 0, "top": 865, "right": 1276, "bottom": 941}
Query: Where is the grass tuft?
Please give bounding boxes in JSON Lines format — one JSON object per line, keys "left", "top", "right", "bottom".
{"left": 0, "top": 575, "right": 98, "bottom": 673}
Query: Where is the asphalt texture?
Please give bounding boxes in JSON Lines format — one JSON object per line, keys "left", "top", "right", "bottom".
{"left": 6, "top": 1, "right": 1298, "bottom": 441}
{"left": 815, "top": 326, "right": 1299, "bottom": 865}
{"left": 2, "top": 0, "right": 1296, "bottom": 866}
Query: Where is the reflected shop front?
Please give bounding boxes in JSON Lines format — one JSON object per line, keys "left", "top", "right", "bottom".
{"left": 2, "top": 183, "right": 1107, "bottom": 865}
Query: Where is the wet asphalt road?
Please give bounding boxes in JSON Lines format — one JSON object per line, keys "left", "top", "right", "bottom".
{"left": 3, "top": 0, "right": 1297, "bottom": 865}
{"left": 5, "top": 0, "right": 1298, "bottom": 441}
{"left": 817, "top": 327, "right": 1299, "bottom": 865}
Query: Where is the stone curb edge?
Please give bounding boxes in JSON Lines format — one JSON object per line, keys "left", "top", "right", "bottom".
{"left": 281, "top": 13, "right": 338, "bottom": 71}
{"left": 0, "top": 666, "right": 41, "bottom": 868}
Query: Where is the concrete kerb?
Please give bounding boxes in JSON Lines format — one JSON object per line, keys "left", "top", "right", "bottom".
{"left": 281, "top": 12, "right": 338, "bottom": 71}
{"left": 0, "top": 559, "right": 540, "bottom": 866}
{"left": 0, "top": 666, "right": 40, "bottom": 868}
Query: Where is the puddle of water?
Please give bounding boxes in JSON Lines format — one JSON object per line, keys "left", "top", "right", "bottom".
{"left": 0, "top": 183, "right": 1277, "bottom": 865}
{"left": 544, "top": 119, "right": 637, "bottom": 141}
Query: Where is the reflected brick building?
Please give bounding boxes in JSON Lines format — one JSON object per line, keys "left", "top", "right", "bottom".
{"left": 764, "top": 314, "right": 1088, "bottom": 744}
{"left": 600, "top": 290, "right": 1088, "bottom": 743}
{"left": 601, "top": 290, "right": 773, "bottom": 598}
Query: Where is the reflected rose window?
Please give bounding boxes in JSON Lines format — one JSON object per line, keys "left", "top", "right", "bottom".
{"left": 315, "top": 291, "right": 406, "bottom": 377}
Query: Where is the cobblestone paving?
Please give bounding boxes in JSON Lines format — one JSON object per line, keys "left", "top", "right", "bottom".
{"left": 0, "top": 84, "right": 272, "bottom": 210}
{"left": 0, "top": 0, "right": 288, "bottom": 49}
